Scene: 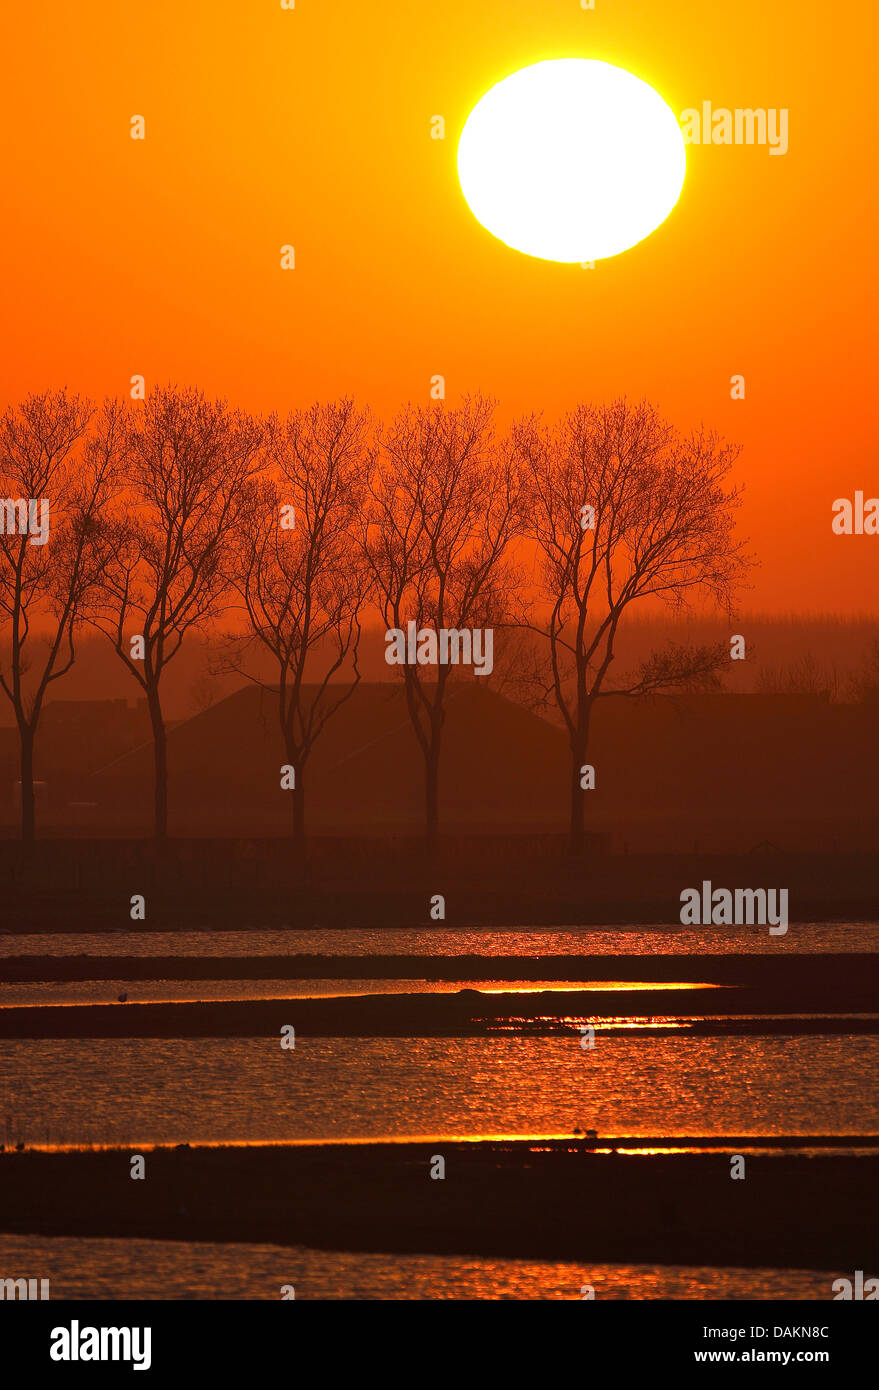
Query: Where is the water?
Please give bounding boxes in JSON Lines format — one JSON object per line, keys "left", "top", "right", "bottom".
{"left": 2, "top": 921, "right": 876, "bottom": 957}
{"left": 2, "top": 1035, "right": 876, "bottom": 1148}
{"left": 0, "top": 1232, "right": 845, "bottom": 1300}
{"left": 1, "top": 921, "right": 875, "bottom": 1300}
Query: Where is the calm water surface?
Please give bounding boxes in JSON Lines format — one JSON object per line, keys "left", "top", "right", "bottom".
{"left": 0, "top": 1231, "right": 845, "bottom": 1300}
{"left": 2, "top": 1035, "right": 876, "bottom": 1147}
{"left": 2, "top": 922, "right": 876, "bottom": 956}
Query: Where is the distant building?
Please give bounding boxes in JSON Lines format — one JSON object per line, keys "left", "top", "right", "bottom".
{"left": 0, "top": 686, "right": 876, "bottom": 849}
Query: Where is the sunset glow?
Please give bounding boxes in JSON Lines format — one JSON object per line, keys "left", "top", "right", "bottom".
{"left": 0, "top": 0, "right": 876, "bottom": 1332}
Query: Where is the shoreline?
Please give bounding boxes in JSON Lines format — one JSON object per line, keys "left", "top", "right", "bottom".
{"left": 2, "top": 986, "right": 878, "bottom": 1038}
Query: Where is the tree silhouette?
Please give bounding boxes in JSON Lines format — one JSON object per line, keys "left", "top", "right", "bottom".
{"left": 364, "top": 396, "right": 521, "bottom": 853}
{"left": 223, "top": 399, "right": 371, "bottom": 865}
{"left": 517, "top": 398, "right": 751, "bottom": 853}
{"left": 0, "top": 392, "right": 122, "bottom": 841}
{"left": 92, "top": 386, "right": 263, "bottom": 841}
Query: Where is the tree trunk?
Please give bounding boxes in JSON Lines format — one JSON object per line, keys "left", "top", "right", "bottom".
{"left": 147, "top": 685, "right": 168, "bottom": 843}
{"left": 424, "top": 744, "right": 440, "bottom": 857}
{"left": 291, "top": 769, "right": 307, "bottom": 870}
{"left": 568, "top": 748, "right": 586, "bottom": 855}
{"left": 568, "top": 713, "right": 592, "bottom": 855}
{"left": 18, "top": 724, "right": 36, "bottom": 844}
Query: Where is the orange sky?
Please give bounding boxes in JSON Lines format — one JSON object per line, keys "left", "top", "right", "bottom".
{"left": 1, "top": 1, "right": 876, "bottom": 610}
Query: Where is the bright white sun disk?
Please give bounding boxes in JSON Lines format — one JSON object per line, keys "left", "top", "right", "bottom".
{"left": 457, "top": 59, "right": 686, "bottom": 263}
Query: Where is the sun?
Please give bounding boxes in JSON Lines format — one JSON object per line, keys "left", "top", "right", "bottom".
{"left": 457, "top": 58, "right": 686, "bottom": 264}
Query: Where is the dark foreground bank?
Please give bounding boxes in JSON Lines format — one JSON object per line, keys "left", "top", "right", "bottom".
{"left": 1, "top": 980, "right": 877, "bottom": 1037}
{"left": 3, "top": 951, "right": 877, "bottom": 985}
{"left": 1, "top": 1142, "right": 876, "bottom": 1270}
{"left": 3, "top": 841, "right": 879, "bottom": 929}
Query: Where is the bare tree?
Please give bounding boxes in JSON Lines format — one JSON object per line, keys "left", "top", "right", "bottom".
{"left": 222, "top": 399, "right": 370, "bottom": 865}
{"left": 92, "top": 386, "right": 264, "bottom": 841}
{"left": 0, "top": 391, "right": 123, "bottom": 840}
{"left": 518, "top": 398, "right": 751, "bottom": 853}
{"left": 364, "top": 396, "right": 521, "bottom": 853}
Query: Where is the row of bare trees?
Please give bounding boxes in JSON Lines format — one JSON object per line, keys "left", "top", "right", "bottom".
{"left": 0, "top": 387, "right": 750, "bottom": 855}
